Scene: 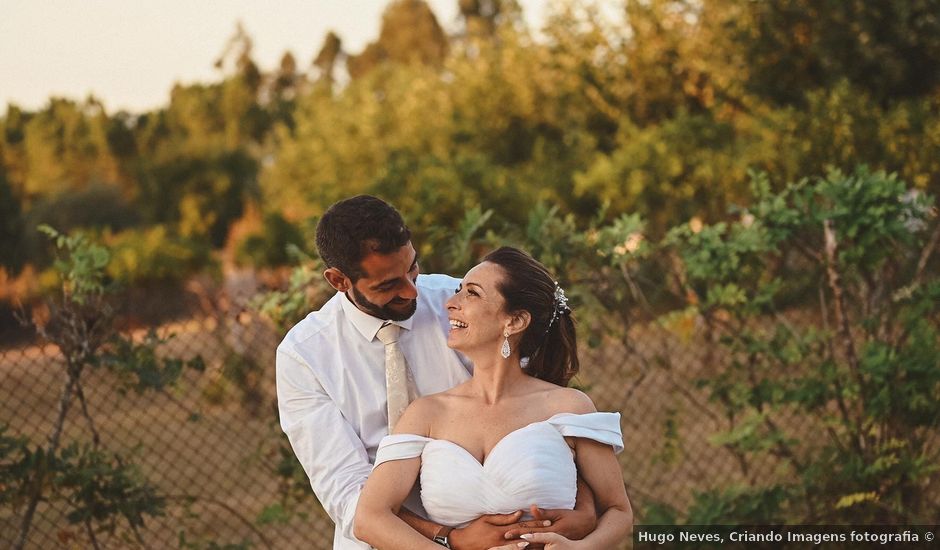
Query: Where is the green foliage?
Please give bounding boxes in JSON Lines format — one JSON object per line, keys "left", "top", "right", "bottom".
{"left": 576, "top": 113, "right": 750, "bottom": 234}
{"left": 250, "top": 245, "right": 328, "bottom": 333}
{"left": 178, "top": 532, "right": 254, "bottom": 550}
{"left": 12, "top": 228, "right": 215, "bottom": 548}
{"left": 435, "top": 206, "right": 493, "bottom": 274}
{"left": 264, "top": 432, "right": 322, "bottom": 524}
{"left": 135, "top": 150, "right": 258, "bottom": 248}
{"left": 684, "top": 486, "right": 789, "bottom": 525}
{"left": 100, "top": 330, "right": 206, "bottom": 394}
{"left": 39, "top": 224, "right": 110, "bottom": 304}
{"left": 17, "top": 98, "right": 125, "bottom": 197}
{"left": 347, "top": 0, "right": 449, "bottom": 78}
{"left": 3, "top": 0, "right": 940, "bottom": 277}
{"left": 235, "top": 212, "right": 305, "bottom": 268}
{"left": 3, "top": 435, "right": 166, "bottom": 539}
{"left": 219, "top": 351, "right": 264, "bottom": 414}
{"left": 661, "top": 167, "right": 940, "bottom": 523}
{"left": 3, "top": 0, "right": 940, "bottom": 534}
{"left": 20, "top": 184, "right": 138, "bottom": 271}
{"left": 740, "top": 0, "right": 940, "bottom": 105}
{"left": 106, "top": 225, "right": 211, "bottom": 285}
{"left": 0, "top": 165, "right": 25, "bottom": 273}
{"left": 0, "top": 424, "right": 31, "bottom": 505}
{"left": 53, "top": 444, "right": 165, "bottom": 532}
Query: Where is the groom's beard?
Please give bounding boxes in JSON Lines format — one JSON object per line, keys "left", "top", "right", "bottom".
{"left": 349, "top": 285, "right": 417, "bottom": 322}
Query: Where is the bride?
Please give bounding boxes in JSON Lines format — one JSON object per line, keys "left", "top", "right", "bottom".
{"left": 354, "top": 247, "right": 633, "bottom": 549}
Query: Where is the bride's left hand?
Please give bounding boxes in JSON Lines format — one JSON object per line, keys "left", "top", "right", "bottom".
{"left": 486, "top": 533, "right": 582, "bottom": 550}
{"left": 486, "top": 542, "right": 534, "bottom": 550}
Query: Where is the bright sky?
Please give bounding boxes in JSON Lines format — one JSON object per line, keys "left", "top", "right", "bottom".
{"left": 0, "top": 0, "right": 553, "bottom": 114}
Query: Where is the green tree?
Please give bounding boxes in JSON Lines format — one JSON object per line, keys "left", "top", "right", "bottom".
{"left": 8, "top": 227, "right": 208, "bottom": 549}
{"left": 0, "top": 164, "right": 24, "bottom": 273}
{"left": 347, "top": 0, "right": 449, "bottom": 78}
{"left": 20, "top": 98, "right": 124, "bottom": 197}
{"left": 738, "top": 0, "right": 940, "bottom": 105}
{"left": 657, "top": 168, "right": 940, "bottom": 523}
{"left": 313, "top": 31, "right": 343, "bottom": 85}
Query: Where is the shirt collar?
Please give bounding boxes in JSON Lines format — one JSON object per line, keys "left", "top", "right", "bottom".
{"left": 339, "top": 291, "right": 415, "bottom": 342}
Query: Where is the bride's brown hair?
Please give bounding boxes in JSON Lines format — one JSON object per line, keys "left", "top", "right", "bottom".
{"left": 482, "top": 247, "right": 579, "bottom": 387}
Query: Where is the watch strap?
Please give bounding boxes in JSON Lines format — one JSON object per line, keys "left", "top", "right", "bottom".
{"left": 432, "top": 525, "right": 453, "bottom": 547}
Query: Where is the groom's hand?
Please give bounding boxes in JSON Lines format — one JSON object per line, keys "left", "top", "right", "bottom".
{"left": 501, "top": 506, "right": 596, "bottom": 542}
{"left": 450, "top": 510, "right": 545, "bottom": 550}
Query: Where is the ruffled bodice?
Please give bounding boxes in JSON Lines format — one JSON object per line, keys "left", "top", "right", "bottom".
{"left": 373, "top": 412, "right": 623, "bottom": 528}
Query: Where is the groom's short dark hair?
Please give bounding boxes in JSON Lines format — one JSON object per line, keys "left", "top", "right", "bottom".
{"left": 316, "top": 195, "right": 412, "bottom": 282}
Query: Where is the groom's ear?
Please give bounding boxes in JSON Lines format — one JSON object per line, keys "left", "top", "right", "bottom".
{"left": 323, "top": 267, "right": 351, "bottom": 292}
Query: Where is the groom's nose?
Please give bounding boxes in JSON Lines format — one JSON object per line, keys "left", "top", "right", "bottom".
{"left": 399, "top": 277, "right": 418, "bottom": 300}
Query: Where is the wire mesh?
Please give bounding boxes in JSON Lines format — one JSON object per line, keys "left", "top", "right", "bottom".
{"left": 1, "top": 276, "right": 931, "bottom": 549}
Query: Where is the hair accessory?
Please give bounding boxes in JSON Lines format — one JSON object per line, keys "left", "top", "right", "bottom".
{"left": 548, "top": 282, "right": 571, "bottom": 329}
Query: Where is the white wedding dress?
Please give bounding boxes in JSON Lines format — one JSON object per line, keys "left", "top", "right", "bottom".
{"left": 373, "top": 412, "right": 623, "bottom": 528}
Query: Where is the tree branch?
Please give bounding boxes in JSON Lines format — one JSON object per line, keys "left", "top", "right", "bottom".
{"left": 14, "top": 363, "right": 79, "bottom": 550}
{"left": 913, "top": 221, "right": 940, "bottom": 288}
{"left": 822, "top": 220, "right": 868, "bottom": 453}
{"left": 75, "top": 380, "right": 100, "bottom": 448}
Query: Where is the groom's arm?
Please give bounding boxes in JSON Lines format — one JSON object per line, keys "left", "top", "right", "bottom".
{"left": 278, "top": 346, "right": 523, "bottom": 549}
{"left": 276, "top": 347, "right": 373, "bottom": 542}
{"left": 400, "top": 508, "right": 547, "bottom": 550}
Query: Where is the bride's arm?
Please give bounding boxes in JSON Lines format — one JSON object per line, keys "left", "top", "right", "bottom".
{"left": 519, "top": 389, "right": 633, "bottom": 549}
{"left": 355, "top": 455, "right": 442, "bottom": 549}
{"left": 511, "top": 439, "right": 634, "bottom": 550}
{"left": 354, "top": 399, "right": 442, "bottom": 550}
{"left": 563, "top": 437, "right": 633, "bottom": 548}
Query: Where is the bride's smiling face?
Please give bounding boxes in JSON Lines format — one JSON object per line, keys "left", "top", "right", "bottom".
{"left": 445, "top": 262, "right": 512, "bottom": 354}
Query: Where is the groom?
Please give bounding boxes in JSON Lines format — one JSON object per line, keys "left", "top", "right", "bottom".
{"left": 276, "top": 195, "right": 595, "bottom": 549}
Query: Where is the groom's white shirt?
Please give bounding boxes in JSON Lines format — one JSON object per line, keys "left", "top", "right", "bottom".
{"left": 277, "top": 273, "right": 471, "bottom": 549}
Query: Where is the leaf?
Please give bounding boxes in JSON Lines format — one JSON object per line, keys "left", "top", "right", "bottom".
{"left": 834, "top": 492, "right": 879, "bottom": 509}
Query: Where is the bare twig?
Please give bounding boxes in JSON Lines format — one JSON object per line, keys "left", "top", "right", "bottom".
{"left": 75, "top": 380, "right": 101, "bottom": 448}
{"left": 740, "top": 345, "right": 806, "bottom": 473}
{"left": 822, "top": 220, "right": 869, "bottom": 454}
{"left": 818, "top": 284, "right": 859, "bottom": 453}
{"left": 762, "top": 415, "right": 804, "bottom": 472}
{"left": 84, "top": 519, "right": 102, "bottom": 550}
{"left": 619, "top": 263, "right": 654, "bottom": 315}
{"left": 129, "top": 516, "right": 150, "bottom": 549}
{"left": 913, "top": 221, "right": 940, "bottom": 288}
{"left": 823, "top": 220, "right": 861, "bottom": 373}
{"left": 14, "top": 364, "right": 79, "bottom": 550}
{"left": 792, "top": 240, "right": 824, "bottom": 265}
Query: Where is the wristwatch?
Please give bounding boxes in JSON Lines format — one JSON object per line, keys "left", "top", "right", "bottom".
{"left": 433, "top": 526, "right": 453, "bottom": 548}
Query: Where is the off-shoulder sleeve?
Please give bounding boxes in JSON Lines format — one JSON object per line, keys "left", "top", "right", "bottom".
{"left": 545, "top": 412, "right": 624, "bottom": 454}
{"left": 373, "top": 434, "right": 432, "bottom": 469}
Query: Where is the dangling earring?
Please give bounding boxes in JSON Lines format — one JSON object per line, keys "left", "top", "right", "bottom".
{"left": 500, "top": 331, "right": 511, "bottom": 359}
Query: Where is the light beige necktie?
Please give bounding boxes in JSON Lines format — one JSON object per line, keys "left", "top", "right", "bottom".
{"left": 376, "top": 323, "right": 416, "bottom": 431}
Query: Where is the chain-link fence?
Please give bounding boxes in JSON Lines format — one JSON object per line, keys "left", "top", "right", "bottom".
{"left": 0, "top": 274, "right": 927, "bottom": 549}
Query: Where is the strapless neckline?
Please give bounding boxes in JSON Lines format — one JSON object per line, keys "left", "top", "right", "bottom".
{"left": 428, "top": 416, "right": 568, "bottom": 466}
{"left": 373, "top": 412, "right": 624, "bottom": 528}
